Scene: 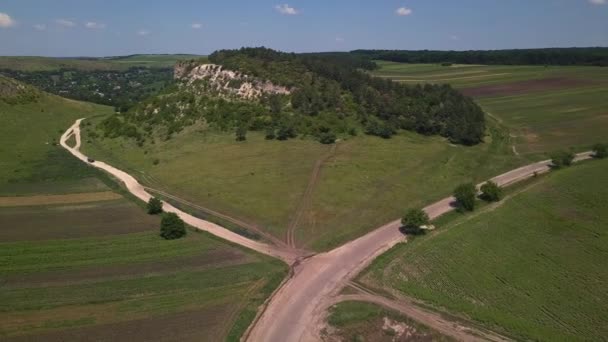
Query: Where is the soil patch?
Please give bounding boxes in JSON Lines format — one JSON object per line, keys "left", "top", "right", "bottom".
{"left": 3, "top": 305, "right": 233, "bottom": 342}
{"left": 460, "top": 77, "right": 593, "bottom": 98}
{"left": 3, "top": 248, "right": 249, "bottom": 288}
{"left": 0, "top": 191, "right": 121, "bottom": 207}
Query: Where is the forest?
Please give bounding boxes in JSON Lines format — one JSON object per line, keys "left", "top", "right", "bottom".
{"left": 103, "top": 47, "right": 485, "bottom": 146}
{"left": 351, "top": 47, "right": 608, "bottom": 66}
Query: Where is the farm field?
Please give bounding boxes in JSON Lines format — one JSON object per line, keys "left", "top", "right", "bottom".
{"left": 372, "top": 62, "right": 608, "bottom": 156}
{"left": 0, "top": 54, "right": 202, "bottom": 71}
{"left": 325, "top": 301, "right": 453, "bottom": 341}
{"left": 359, "top": 158, "right": 608, "bottom": 341}
{"left": 0, "top": 85, "right": 286, "bottom": 341}
{"left": 82, "top": 117, "right": 524, "bottom": 251}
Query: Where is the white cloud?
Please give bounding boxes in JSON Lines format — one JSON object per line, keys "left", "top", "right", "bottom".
{"left": 191, "top": 23, "right": 203, "bottom": 29}
{"left": 56, "top": 19, "right": 76, "bottom": 27}
{"left": 335, "top": 36, "right": 345, "bottom": 43}
{"left": 0, "top": 12, "right": 16, "bottom": 28}
{"left": 396, "top": 7, "right": 413, "bottom": 16}
{"left": 275, "top": 4, "right": 299, "bottom": 15}
{"left": 137, "top": 29, "right": 150, "bottom": 36}
{"left": 450, "top": 35, "right": 460, "bottom": 41}
{"left": 589, "top": 0, "right": 606, "bottom": 4}
{"left": 85, "top": 21, "right": 106, "bottom": 29}
{"left": 34, "top": 24, "right": 46, "bottom": 31}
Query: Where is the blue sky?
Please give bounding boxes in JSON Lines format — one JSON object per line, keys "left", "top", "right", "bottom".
{"left": 0, "top": 0, "right": 607, "bottom": 56}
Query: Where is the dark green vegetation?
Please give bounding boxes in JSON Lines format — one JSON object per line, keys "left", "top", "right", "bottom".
{"left": 480, "top": 181, "right": 502, "bottom": 202}
{"left": 354, "top": 47, "right": 608, "bottom": 66}
{"left": 160, "top": 212, "right": 187, "bottom": 240}
{"left": 361, "top": 158, "right": 608, "bottom": 341}
{"left": 401, "top": 208, "right": 430, "bottom": 233}
{"left": 326, "top": 301, "right": 453, "bottom": 341}
{"left": 147, "top": 197, "right": 163, "bottom": 214}
{"left": 592, "top": 143, "right": 607, "bottom": 158}
{"left": 0, "top": 80, "right": 286, "bottom": 341}
{"left": 550, "top": 150, "right": 575, "bottom": 168}
{"left": 103, "top": 47, "right": 486, "bottom": 145}
{"left": 372, "top": 62, "right": 608, "bottom": 155}
{"left": 453, "top": 183, "right": 477, "bottom": 211}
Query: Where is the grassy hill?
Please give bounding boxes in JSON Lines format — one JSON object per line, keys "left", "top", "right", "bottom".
{"left": 372, "top": 62, "right": 608, "bottom": 156}
{"left": 359, "top": 158, "right": 608, "bottom": 341}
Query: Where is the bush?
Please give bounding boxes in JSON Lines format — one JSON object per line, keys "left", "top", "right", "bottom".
{"left": 147, "top": 197, "right": 163, "bottom": 215}
{"left": 318, "top": 132, "right": 337, "bottom": 144}
{"left": 401, "top": 208, "right": 430, "bottom": 229}
{"left": 480, "top": 181, "right": 502, "bottom": 202}
{"left": 235, "top": 125, "right": 247, "bottom": 141}
{"left": 592, "top": 143, "right": 607, "bottom": 159}
{"left": 551, "top": 151, "right": 575, "bottom": 169}
{"left": 454, "top": 183, "right": 477, "bottom": 211}
{"left": 160, "top": 213, "right": 187, "bottom": 240}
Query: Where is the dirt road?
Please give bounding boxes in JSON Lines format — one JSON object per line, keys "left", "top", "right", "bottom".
{"left": 62, "top": 119, "right": 593, "bottom": 341}
{"left": 60, "top": 119, "right": 300, "bottom": 264}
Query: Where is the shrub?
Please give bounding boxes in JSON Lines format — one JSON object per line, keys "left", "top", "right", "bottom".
{"left": 592, "top": 143, "right": 607, "bottom": 159}
{"left": 480, "top": 181, "right": 502, "bottom": 202}
{"left": 319, "top": 132, "right": 337, "bottom": 144}
{"left": 401, "top": 208, "right": 430, "bottom": 229}
{"left": 454, "top": 182, "right": 477, "bottom": 211}
{"left": 147, "top": 197, "right": 163, "bottom": 215}
{"left": 551, "top": 151, "right": 575, "bottom": 169}
{"left": 160, "top": 213, "right": 187, "bottom": 240}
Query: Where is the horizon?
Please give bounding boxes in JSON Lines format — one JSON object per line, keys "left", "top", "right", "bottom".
{"left": 1, "top": 0, "right": 607, "bottom": 57}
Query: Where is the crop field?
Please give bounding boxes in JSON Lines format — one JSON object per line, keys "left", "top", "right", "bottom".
{"left": 82, "top": 117, "right": 524, "bottom": 251}
{"left": 359, "top": 158, "right": 608, "bottom": 341}
{"left": 326, "top": 301, "right": 452, "bottom": 341}
{"left": 372, "top": 61, "right": 608, "bottom": 156}
{"left": 0, "top": 54, "right": 203, "bottom": 71}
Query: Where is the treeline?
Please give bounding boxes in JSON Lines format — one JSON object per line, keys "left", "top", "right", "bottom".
{"left": 102, "top": 47, "right": 485, "bottom": 145}
{"left": 352, "top": 47, "right": 608, "bottom": 66}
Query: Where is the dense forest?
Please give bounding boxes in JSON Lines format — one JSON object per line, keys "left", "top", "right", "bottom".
{"left": 100, "top": 47, "right": 485, "bottom": 146}
{"left": 352, "top": 47, "right": 608, "bottom": 66}
{"left": 0, "top": 67, "right": 173, "bottom": 111}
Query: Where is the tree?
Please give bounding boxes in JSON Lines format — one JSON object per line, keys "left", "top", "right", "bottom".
{"left": 402, "top": 208, "right": 430, "bottom": 229}
{"left": 235, "top": 125, "right": 247, "bottom": 141}
{"left": 592, "top": 143, "right": 607, "bottom": 159}
{"left": 147, "top": 197, "right": 163, "bottom": 215}
{"left": 551, "top": 151, "right": 575, "bottom": 169}
{"left": 480, "top": 181, "right": 502, "bottom": 202}
{"left": 160, "top": 213, "right": 187, "bottom": 240}
{"left": 318, "top": 132, "right": 337, "bottom": 144}
{"left": 454, "top": 183, "right": 477, "bottom": 211}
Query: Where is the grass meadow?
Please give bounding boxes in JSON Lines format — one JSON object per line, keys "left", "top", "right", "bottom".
{"left": 0, "top": 55, "right": 203, "bottom": 71}
{"left": 372, "top": 61, "right": 608, "bottom": 156}
{"left": 359, "top": 158, "right": 608, "bottom": 341}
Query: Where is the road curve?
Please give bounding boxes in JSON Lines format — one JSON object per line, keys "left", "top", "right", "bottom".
{"left": 60, "top": 119, "right": 299, "bottom": 264}
{"left": 246, "top": 151, "right": 592, "bottom": 342}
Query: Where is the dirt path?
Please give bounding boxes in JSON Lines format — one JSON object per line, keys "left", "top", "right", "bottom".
{"left": 61, "top": 118, "right": 594, "bottom": 342}
{"left": 60, "top": 119, "right": 302, "bottom": 264}
{"left": 330, "top": 293, "right": 511, "bottom": 342}
{"left": 286, "top": 144, "right": 337, "bottom": 248}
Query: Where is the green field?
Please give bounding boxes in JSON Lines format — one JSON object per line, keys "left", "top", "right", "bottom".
{"left": 372, "top": 62, "right": 608, "bottom": 156}
{"left": 326, "top": 301, "right": 452, "bottom": 341}
{"left": 82, "top": 116, "right": 524, "bottom": 250}
{"left": 359, "top": 158, "right": 608, "bottom": 341}
{"left": 0, "top": 85, "right": 286, "bottom": 341}
{"left": 0, "top": 54, "right": 202, "bottom": 71}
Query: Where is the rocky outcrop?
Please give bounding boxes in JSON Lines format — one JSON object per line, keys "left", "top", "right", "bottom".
{"left": 174, "top": 62, "right": 290, "bottom": 100}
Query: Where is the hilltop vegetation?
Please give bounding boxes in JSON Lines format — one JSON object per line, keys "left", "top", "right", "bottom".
{"left": 354, "top": 47, "right": 608, "bottom": 66}
{"left": 0, "top": 75, "right": 40, "bottom": 104}
{"left": 100, "top": 47, "right": 486, "bottom": 145}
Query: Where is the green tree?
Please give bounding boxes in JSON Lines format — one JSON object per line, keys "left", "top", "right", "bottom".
{"left": 402, "top": 208, "right": 430, "bottom": 229}
{"left": 235, "top": 125, "right": 247, "bottom": 141}
{"left": 160, "top": 213, "right": 187, "bottom": 240}
{"left": 480, "top": 181, "right": 502, "bottom": 202}
{"left": 318, "top": 132, "right": 337, "bottom": 144}
{"left": 551, "top": 151, "right": 575, "bottom": 169}
{"left": 147, "top": 197, "right": 163, "bottom": 215}
{"left": 592, "top": 143, "right": 607, "bottom": 159}
{"left": 454, "top": 183, "right": 477, "bottom": 211}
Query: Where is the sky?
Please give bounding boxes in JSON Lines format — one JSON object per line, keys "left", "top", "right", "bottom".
{"left": 0, "top": 0, "right": 607, "bottom": 57}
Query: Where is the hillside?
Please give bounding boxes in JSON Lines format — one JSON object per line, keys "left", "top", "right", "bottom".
{"left": 0, "top": 75, "right": 40, "bottom": 104}
{"left": 98, "top": 47, "right": 486, "bottom": 146}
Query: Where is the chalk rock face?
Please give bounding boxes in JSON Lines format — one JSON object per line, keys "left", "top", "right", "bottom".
{"left": 174, "top": 62, "right": 290, "bottom": 99}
